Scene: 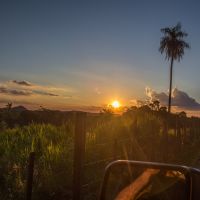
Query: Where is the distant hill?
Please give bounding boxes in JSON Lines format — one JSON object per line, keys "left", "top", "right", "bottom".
{"left": 0, "top": 105, "right": 103, "bottom": 127}
{"left": 11, "top": 106, "right": 28, "bottom": 112}
{"left": 0, "top": 105, "right": 27, "bottom": 112}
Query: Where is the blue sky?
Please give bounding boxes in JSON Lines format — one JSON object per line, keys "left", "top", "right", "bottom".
{"left": 1, "top": 1, "right": 200, "bottom": 113}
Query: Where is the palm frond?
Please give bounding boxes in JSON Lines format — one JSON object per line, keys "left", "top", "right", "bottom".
{"left": 159, "top": 23, "right": 190, "bottom": 62}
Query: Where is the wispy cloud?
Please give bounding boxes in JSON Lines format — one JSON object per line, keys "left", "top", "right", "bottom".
{"left": 33, "top": 90, "right": 59, "bottom": 97}
{"left": 0, "top": 85, "right": 58, "bottom": 97}
{"left": 12, "top": 80, "right": 33, "bottom": 86}
{"left": 129, "top": 99, "right": 138, "bottom": 106}
{"left": 0, "top": 86, "right": 32, "bottom": 96}
{"left": 0, "top": 79, "right": 76, "bottom": 109}
{"left": 0, "top": 80, "right": 68, "bottom": 97}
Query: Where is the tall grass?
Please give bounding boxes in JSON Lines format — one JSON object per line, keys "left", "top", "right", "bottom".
{"left": 0, "top": 112, "right": 200, "bottom": 199}
{"left": 0, "top": 122, "right": 74, "bottom": 200}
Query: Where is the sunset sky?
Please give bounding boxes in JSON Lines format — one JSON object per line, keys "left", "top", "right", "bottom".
{"left": 1, "top": 1, "right": 200, "bottom": 115}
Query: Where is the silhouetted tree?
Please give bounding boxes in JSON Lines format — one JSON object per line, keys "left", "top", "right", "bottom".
{"left": 159, "top": 106, "right": 167, "bottom": 113}
{"left": 178, "top": 111, "right": 187, "bottom": 118}
{"left": 153, "top": 100, "right": 160, "bottom": 111}
{"left": 123, "top": 106, "right": 138, "bottom": 119}
{"left": 6, "top": 102, "right": 12, "bottom": 110}
{"left": 100, "top": 107, "right": 114, "bottom": 117}
{"left": 138, "top": 105, "right": 151, "bottom": 112}
{"left": 149, "top": 103, "right": 154, "bottom": 110}
{"left": 159, "top": 23, "right": 190, "bottom": 113}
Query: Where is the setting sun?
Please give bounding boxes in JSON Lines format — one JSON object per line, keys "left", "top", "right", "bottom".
{"left": 111, "top": 100, "right": 121, "bottom": 108}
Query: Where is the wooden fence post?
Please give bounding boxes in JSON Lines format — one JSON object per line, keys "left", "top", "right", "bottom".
{"left": 26, "top": 152, "right": 35, "bottom": 200}
{"left": 131, "top": 118, "right": 138, "bottom": 160}
{"left": 113, "top": 139, "right": 118, "bottom": 160}
{"left": 73, "top": 112, "right": 86, "bottom": 200}
{"left": 162, "top": 121, "right": 168, "bottom": 162}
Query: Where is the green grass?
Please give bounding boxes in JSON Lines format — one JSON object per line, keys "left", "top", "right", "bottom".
{"left": 0, "top": 112, "right": 200, "bottom": 199}
{"left": 0, "top": 123, "right": 74, "bottom": 200}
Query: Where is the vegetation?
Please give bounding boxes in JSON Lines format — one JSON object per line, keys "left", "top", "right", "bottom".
{"left": 0, "top": 123, "right": 74, "bottom": 200}
{"left": 0, "top": 103, "right": 200, "bottom": 199}
{"left": 159, "top": 23, "right": 190, "bottom": 113}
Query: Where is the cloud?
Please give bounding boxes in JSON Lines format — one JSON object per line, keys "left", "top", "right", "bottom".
{"left": 172, "top": 88, "right": 200, "bottom": 110}
{"left": 0, "top": 86, "right": 32, "bottom": 96}
{"left": 130, "top": 99, "right": 138, "bottom": 105}
{"left": 0, "top": 86, "right": 59, "bottom": 97}
{"left": 12, "top": 80, "right": 33, "bottom": 86}
{"left": 129, "top": 99, "right": 147, "bottom": 107}
{"left": 145, "top": 87, "right": 200, "bottom": 110}
{"left": 33, "top": 90, "right": 59, "bottom": 97}
{"left": 0, "top": 80, "right": 62, "bottom": 97}
{"left": 145, "top": 87, "right": 168, "bottom": 105}
{"left": 0, "top": 79, "right": 76, "bottom": 110}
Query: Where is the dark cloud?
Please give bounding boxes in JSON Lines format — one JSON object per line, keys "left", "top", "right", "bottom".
{"left": 0, "top": 86, "right": 58, "bottom": 97}
{"left": 12, "top": 80, "right": 32, "bottom": 86}
{"left": 0, "top": 84, "right": 59, "bottom": 97}
{"left": 0, "top": 87, "right": 32, "bottom": 96}
{"left": 172, "top": 88, "right": 200, "bottom": 110}
{"left": 146, "top": 87, "right": 200, "bottom": 110}
{"left": 11, "top": 80, "right": 59, "bottom": 96}
{"left": 33, "top": 90, "right": 59, "bottom": 97}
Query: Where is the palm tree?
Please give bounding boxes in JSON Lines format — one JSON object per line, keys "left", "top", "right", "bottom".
{"left": 159, "top": 23, "right": 190, "bottom": 113}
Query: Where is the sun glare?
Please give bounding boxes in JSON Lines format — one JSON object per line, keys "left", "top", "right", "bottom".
{"left": 111, "top": 100, "right": 121, "bottom": 108}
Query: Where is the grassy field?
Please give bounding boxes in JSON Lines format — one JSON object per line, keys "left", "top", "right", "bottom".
{"left": 1, "top": 109, "right": 200, "bottom": 199}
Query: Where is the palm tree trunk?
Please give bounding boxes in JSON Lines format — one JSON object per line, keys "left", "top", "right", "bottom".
{"left": 168, "top": 57, "right": 174, "bottom": 113}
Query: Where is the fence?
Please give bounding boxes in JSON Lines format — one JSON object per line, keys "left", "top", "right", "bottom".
{"left": 72, "top": 112, "right": 200, "bottom": 200}
{"left": 73, "top": 112, "right": 136, "bottom": 200}
{"left": 24, "top": 112, "right": 135, "bottom": 200}
{"left": 3, "top": 111, "right": 200, "bottom": 200}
